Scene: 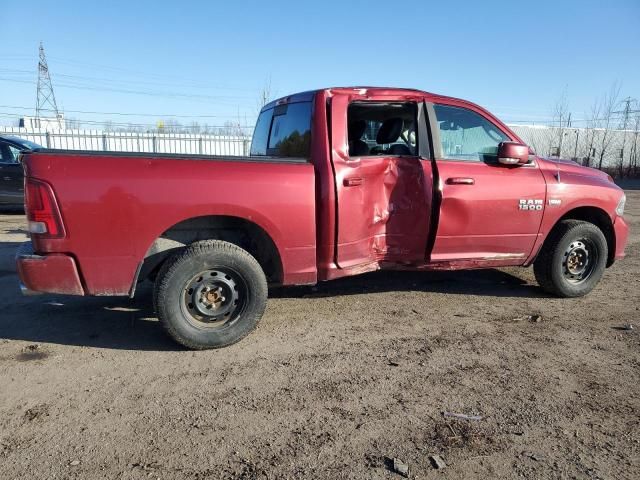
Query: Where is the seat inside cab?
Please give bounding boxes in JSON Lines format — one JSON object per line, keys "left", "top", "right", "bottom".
{"left": 347, "top": 103, "right": 417, "bottom": 158}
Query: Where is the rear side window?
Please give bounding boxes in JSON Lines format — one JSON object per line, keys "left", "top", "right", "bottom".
{"left": 434, "top": 104, "right": 509, "bottom": 161}
{"left": 250, "top": 102, "right": 312, "bottom": 158}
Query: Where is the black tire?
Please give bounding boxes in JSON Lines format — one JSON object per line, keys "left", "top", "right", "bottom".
{"left": 153, "top": 240, "right": 267, "bottom": 349}
{"left": 533, "top": 220, "right": 608, "bottom": 298}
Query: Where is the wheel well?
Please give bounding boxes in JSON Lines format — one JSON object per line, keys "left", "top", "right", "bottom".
{"left": 557, "top": 207, "right": 615, "bottom": 267}
{"left": 139, "top": 216, "right": 283, "bottom": 285}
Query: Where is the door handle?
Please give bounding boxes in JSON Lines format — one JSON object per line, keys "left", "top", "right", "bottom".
{"left": 446, "top": 177, "right": 475, "bottom": 185}
{"left": 343, "top": 177, "right": 363, "bottom": 187}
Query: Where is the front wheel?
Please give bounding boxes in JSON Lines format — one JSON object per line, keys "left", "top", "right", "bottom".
{"left": 533, "top": 220, "right": 608, "bottom": 297}
{"left": 154, "top": 240, "right": 268, "bottom": 349}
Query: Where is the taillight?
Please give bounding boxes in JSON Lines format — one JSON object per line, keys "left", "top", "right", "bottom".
{"left": 25, "top": 178, "right": 65, "bottom": 238}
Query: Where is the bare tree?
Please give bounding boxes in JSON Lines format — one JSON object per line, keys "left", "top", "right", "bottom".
{"left": 65, "top": 117, "right": 81, "bottom": 130}
{"left": 189, "top": 121, "right": 201, "bottom": 134}
{"left": 216, "top": 120, "right": 243, "bottom": 136}
{"left": 596, "top": 82, "right": 622, "bottom": 170}
{"left": 163, "top": 119, "right": 182, "bottom": 134}
{"left": 257, "top": 76, "right": 273, "bottom": 113}
{"left": 628, "top": 109, "right": 640, "bottom": 177}
{"left": 550, "top": 88, "right": 570, "bottom": 157}
{"left": 583, "top": 99, "right": 602, "bottom": 167}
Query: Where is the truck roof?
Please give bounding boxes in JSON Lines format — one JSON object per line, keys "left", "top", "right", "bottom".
{"left": 262, "top": 87, "right": 478, "bottom": 112}
{"left": 260, "top": 86, "right": 523, "bottom": 147}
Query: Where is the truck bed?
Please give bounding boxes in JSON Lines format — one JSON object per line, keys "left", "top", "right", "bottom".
{"left": 22, "top": 150, "right": 318, "bottom": 295}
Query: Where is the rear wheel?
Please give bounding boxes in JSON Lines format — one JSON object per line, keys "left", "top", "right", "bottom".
{"left": 154, "top": 240, "right": 267, "bottom": 349}
{"left": 533, "top": 220, "right": 607, "bottom": 297}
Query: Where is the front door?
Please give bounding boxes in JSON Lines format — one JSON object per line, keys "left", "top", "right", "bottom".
{"left": 428, "top": 103, "right": 546, "bottom": 263}
{"left": 330, "top": 93, "right": 433, "bottom": 269}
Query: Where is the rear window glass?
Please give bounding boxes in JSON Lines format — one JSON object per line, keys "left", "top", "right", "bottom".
{"left": 250, "top": 102, "right": 312, "bottom": 158}
{"left": 250, "top": 110, "right": 272, "bottom": 156}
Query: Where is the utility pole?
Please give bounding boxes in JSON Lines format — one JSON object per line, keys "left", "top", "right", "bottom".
{"left": 35, "top": 42, "right": 61, "bottom": 129}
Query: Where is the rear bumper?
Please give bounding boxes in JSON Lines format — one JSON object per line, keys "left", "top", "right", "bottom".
{"left": 613, "top": 215, "right": 629, "bottom": 261}
{"left": 16, "top": 242, "right": 85, "bottom": 296}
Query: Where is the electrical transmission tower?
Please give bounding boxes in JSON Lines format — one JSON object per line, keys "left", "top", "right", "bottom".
{"left": 614, "top": 97, "right": 639, "bottom": 126}
{"left": 36, "top": 42, "right": 62, "bottom": 127}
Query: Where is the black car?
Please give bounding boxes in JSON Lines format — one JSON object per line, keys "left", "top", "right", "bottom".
{"left": 0, "top": 135, "right": 43, "bottom": 209}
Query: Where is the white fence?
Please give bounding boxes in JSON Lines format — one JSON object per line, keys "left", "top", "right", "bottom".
{"left": 0, "top": 126, "right": 251, "bottom": 156}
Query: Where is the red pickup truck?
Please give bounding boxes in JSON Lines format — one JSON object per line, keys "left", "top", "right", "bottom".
{"left": 17, "top": 87, "right": 629, "bottom": 349}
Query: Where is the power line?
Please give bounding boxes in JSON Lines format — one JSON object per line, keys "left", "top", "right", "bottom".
{"left": 0, "top": 112, "right": 253, "bottom": 130}
{"left": 0, "top": 104, "right": 257, "bottom": 120}
{"left": 0, "top": 67, "right": 256, "bottom": 92}
{"left": 0, "top": 77, "right": 255, "bottom": 105}
{"left": 0, "top": 54, "right": 262, "bottom": 94}
{"left": 48, "top": 55, "right": 248, "bottom": 87}
{"left": 0, "top": 53, "right": 253, "bottom": 88}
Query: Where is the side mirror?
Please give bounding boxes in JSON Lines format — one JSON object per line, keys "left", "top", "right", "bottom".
{"left": 498, "top": 142, "right": 530, "bottom": 165}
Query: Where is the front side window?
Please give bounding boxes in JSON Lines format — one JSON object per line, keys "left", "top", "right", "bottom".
{"left": 250, "top": 101, "right": 312, "bottom": 158}
{"left": 434, "top": 104, "right": 509, "bottom": 161}
{"left": 347, "top": 102, "right": 417, "bottom": 157}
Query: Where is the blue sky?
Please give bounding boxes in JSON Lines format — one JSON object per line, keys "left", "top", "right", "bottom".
{"left": 1, "top": 0, "right": 638, "bottom": 129}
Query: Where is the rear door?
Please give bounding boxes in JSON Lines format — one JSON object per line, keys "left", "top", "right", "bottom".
{"left": 0, "top": 143, "right": 24, "bottom": 205}
{"left": 330, "top": 93, "right": 433, "bottom": 268}
{"left": 428, "top": 103, "right": 546, "bottom": 263}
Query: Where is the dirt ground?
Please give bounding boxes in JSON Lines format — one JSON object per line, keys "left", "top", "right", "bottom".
{"left": 0, "top": 192, "right": 638, "bottom": 480}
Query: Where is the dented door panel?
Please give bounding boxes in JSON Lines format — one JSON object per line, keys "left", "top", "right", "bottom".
{"left": 329, "top": 92, "right": 432, "bottom": 269}
{"left": 336, "top": 156, "right": 431, "bottom": 267}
